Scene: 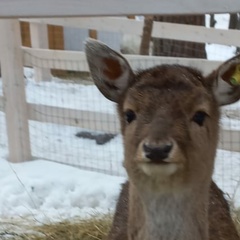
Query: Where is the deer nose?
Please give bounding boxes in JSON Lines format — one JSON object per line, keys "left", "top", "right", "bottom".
{"left": 143, "top": 142, "right": 173, "bottom": 163}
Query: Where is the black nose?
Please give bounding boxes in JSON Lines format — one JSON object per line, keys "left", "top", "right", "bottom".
{"left": 143, "top": 142, "right": 173, "bottom": 163}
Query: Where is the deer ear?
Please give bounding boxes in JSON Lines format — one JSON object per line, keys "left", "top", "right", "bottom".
{"left": 85, "top": 39, "right": 134, "bottom": 102}
{"left": 212, "top": 55, "right": 240, "bottom": 106}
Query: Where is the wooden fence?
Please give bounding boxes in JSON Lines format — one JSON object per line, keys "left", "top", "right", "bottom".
{"left": 0, "top": 0, "right": 240, "bottom": 17}
{"left": 0, "top": 15, "right": 240, "bottom": 163}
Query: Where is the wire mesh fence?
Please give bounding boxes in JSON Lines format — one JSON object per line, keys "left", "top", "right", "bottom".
{"left": 0, "top": 14, "right": 240, "bottom": 198}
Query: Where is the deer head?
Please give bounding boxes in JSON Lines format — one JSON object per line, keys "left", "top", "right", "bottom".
{"left": 85, "top": 39, "right": 240, "bottom": 194}
{"left": 85, "top": 39, "right": 240, "bottom": 240}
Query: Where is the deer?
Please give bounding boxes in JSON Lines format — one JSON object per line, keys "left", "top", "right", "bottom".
{"left": 85, "top": 39, "right": 240, "bottom": 240}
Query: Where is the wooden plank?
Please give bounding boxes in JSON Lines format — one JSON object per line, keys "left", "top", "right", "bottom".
{"left": 0, "top": 19, "right": 31, "bottom": 162}
{"left": 27, "top": 100, "right": 240, "bottom": 153}
{"left": 20, "top": 22, "right": 31, "bottom": 47}
{"left": 21, "top": 17, "right": 143, "bottom": 36}
{"left": 47, "top": 25, "right": 67, "bottom": 77}
{"left": 89, "top": 29, "right": 98, "bottom": 39}
{"left": 22, "top": 47, "right": 222, "bottom": 75}
{"left": 0, "top": 0, "right": 240, "bottom": 18}
{"left": 30, "top": 22, "right": 52, "bottom": 81}
{"left": 27, "top": 103, "right": 120, "bottom": 134}
{"left": 22, "top": 17, "right": 240, "bottom": 47}
{"left": 2, "top": 91, "right": 239, "bottom": 153}
{"left": 48, "top": 25, "right": 64, "bottom": 50}
{"left": 20, "top": 22, "right": 65, "bottom": 53}
{"left": 1, "top": 95, "right": 239, "bottom": 152}
{"left": 219, "top": 129, "right": 240, "bottom": 152}
{"left": 152, "top": 22, "right": 240, "bottom": 47}
{"left": 23, "top": 47, "right": 90, "bottom": 72}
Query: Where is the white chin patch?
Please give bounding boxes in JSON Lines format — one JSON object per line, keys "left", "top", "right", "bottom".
{"left": 140, "top": 163, "right": 178, "bottom": 177}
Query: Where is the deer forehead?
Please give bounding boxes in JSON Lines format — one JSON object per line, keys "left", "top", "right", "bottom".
{"left": 122, "top": 66, "right": 214, "bottom": 116}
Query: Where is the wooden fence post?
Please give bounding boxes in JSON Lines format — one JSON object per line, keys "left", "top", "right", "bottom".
{"left": 30, "top": 22, "right": 52, "bottom": 81}
{"left": 0, "top": 19, "right": 32, "bottom": 162}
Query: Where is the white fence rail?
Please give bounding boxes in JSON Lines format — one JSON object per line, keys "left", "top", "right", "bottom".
{"left": 0, "top": 17, "right": 240, "bottom": 164}
{"left": 22, "top": 17, "right": 240, "bottom": 47}
{"left": 23, "top": 47, "right": 222, "bottom": 74}
{"left": 0, "top": 0, "right": 240, "bottom": 18}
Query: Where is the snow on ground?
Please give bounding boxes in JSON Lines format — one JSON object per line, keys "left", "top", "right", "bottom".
{"left": 0, "top": 14, "right": 239, "bottom": 228}
{"left": 0, "top": 159, "right": 125, "bottom": 223}
{"left": 0, "top": 72, "right": 127, "bottom": 223}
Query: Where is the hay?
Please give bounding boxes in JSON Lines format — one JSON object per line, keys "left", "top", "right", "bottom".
{"left": 2, "top": 214, "right": 112, "bottom": 240}
{"left": 34, "top": 214, "right": 112, "bottom": 240}
{"left": 233, "top": 208, "right": 240, "bottom": 236}
{"left": 2, "top": 209, "right": 240, "bottom": 239}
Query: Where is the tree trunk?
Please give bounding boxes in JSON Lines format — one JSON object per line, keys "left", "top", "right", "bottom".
{"left": 228, "top": 13, "right": 240, "bottom": 54}
{"left": 210, "top": 14, "right": 216, "bottom": 28}
{"left": 153, "top": 15, "right": 207, "bottom": 59}
{"left": 229, "top": 13, "right": 239, "bottom": 29}
{"left": 140, "top": 16, "right": 153, "bottom": 55}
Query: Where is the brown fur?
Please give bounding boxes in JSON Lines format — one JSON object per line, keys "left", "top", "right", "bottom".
{"left": 85, "top": 40, "right": 240, "bottom": 240}
{"left": 108, "top": 181, "right": 239, "bottom": 240}
{"left": 110, "top": 66, "right": 238, "bottom": 240}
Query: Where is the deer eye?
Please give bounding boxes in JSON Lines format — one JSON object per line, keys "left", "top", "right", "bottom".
{"left": 192, "top": 111, "right": 207, "bottom": 126}
{"left": 125, "top": 110, "right": 136, "bottom": 123}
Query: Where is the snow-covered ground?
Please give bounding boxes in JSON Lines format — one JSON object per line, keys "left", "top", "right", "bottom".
{"left": 0, "top": 159, "right": 125, "bottom": 222}
{"left": 0, "top": 14, "right": 240, "bottom": 228}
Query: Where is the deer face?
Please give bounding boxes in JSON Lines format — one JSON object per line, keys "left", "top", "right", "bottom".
{"left": 85, "top": 39, "right": 240, "bottom": 192}
{"left": 118, "top": 65, "right": 219, "bottom": 190}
